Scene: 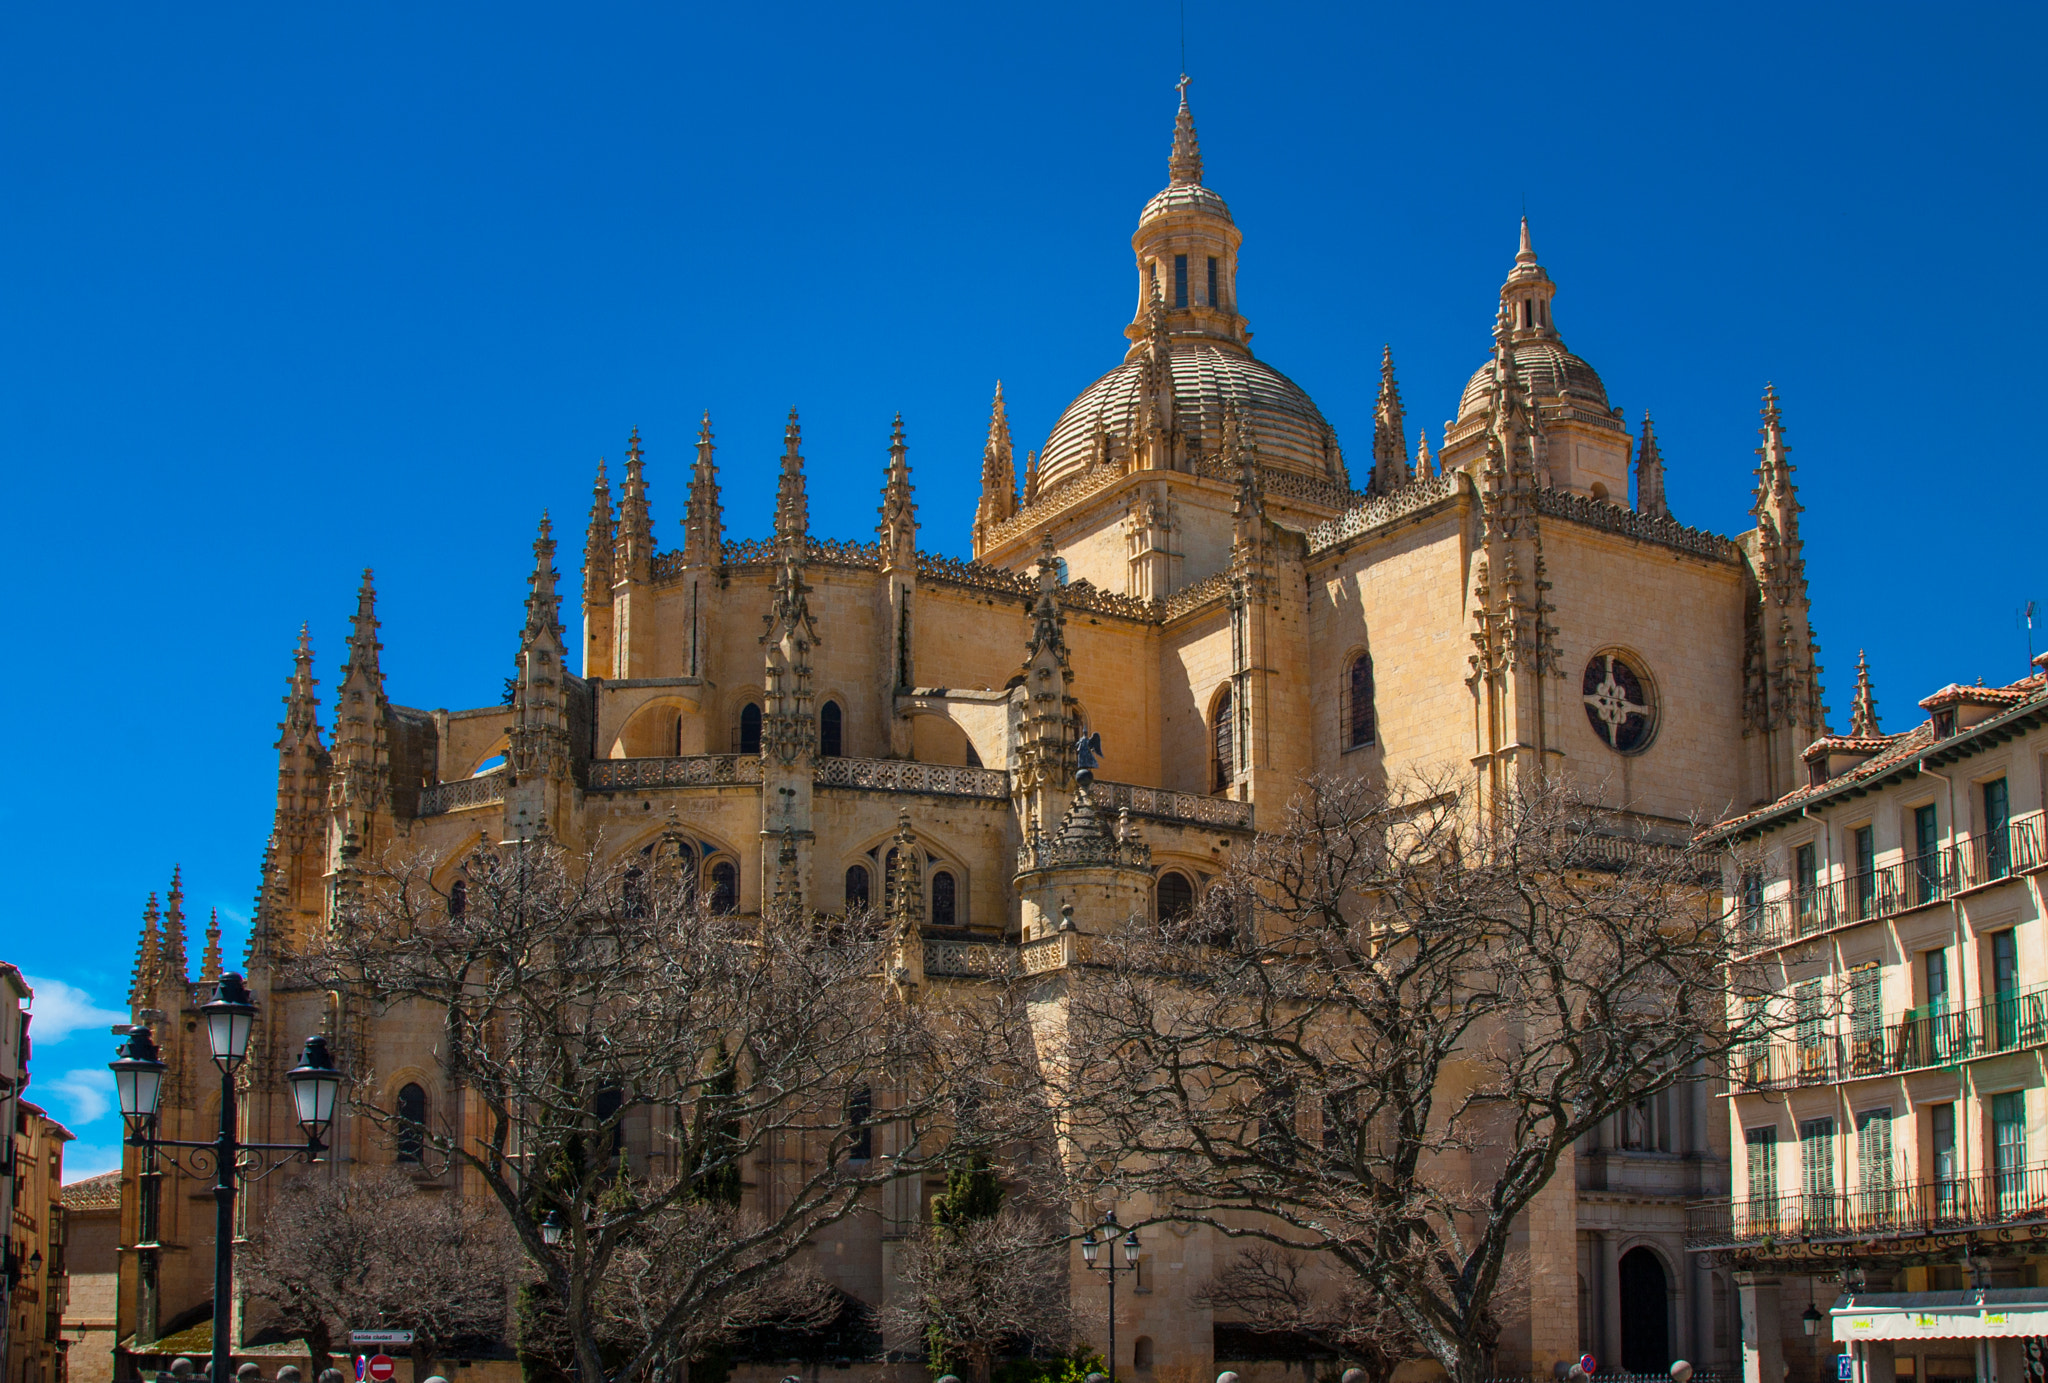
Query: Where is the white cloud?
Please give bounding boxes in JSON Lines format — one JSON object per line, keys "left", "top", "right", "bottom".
{"left": 40, "top": 1067, "right": 114, "bottom": 1128}
{"left": 22, "top": 975, "right": 127, "bottom": 1045}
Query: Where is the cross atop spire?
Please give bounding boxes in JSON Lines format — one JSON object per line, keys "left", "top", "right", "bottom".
{"left": 1169, "top": 74, "right": 1203, "bottom": 186}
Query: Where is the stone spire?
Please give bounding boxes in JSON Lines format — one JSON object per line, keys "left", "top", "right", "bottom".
{"left": 886, "top": 811, "right": 925, "bottom": 990}
{"left": 1751, "top": 385, "right": 1806, "bottom": 608}
{"left": 1136, "top": 287, "right": 1178, "bottom": 470}
{"left": 1168, "top": 74, "right": 1203, "bottom": 185}
{"left": 1370, "top": 345, "right": 1409, "bottom": 497}
{"left": 161, "top": 866, "right": 188, "bottom": 989}
{"left": 774, "top": 409, "right": 810, "bottom": 551}
{"left": 274, "top": 625, "right": 327, "bottom": 838}
{"left": 1022, "top": 449, "right": 1041, "bottom": 507}
{"left": 509, "top": 513, "right": 573, "bottom": 786}
{"left": 1014, "top": 535, "right": 1079, "bottom": 806}
{"left": 973, "top": 384, "right": 1016, "bottom": 552}
{"left": 879, "top": 413, "right": 917, "bottom": 569}
{"left": 615, "top": 428, "right": 653, "bottom": 584}
{"left": 1742, "top": 384, "right": 1828, "bottom": 791}
{"left": 200, "top": 909, "right": 222, "bottom": 985}
{"left": 330, "top": 570, "right": 394, "bottom": 830}
{"left": 1849, "top": 650, "right": 1881, "bottom": 738}
{"left": 1635, "top": 412, "right": 1669, "bottom": 518}
{"left": 130, "top": 892, "right": 161, "bottom": 1007}
{"left": 1414, "top": 426, "right": 1434, "bottom": 481}
{"left": 683, "top": 412, "right": 723, "bottom": 566}
{"left": 1227, "top": 406, "right": 1267, "bottom": 556}
{"left": 583, "top": 457, "right": 614, "bottom": 599}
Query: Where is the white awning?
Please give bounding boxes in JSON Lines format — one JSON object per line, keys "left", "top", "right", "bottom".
{"left": 1833, "top": 1290, "right": 2048, "bottom": 1341}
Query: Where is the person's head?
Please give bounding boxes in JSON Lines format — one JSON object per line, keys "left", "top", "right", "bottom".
{"left": 168, "top": 1361, "right": 193, "bottom": 1378}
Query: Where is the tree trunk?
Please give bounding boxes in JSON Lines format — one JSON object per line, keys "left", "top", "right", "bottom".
{"left": 303, "top": 1321, "right": 333, "bottom": 1380}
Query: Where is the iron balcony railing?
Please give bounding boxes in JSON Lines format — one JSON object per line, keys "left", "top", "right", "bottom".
{"left": 1731, "top": 982, "right": 2048, "bottom": 1091}
{"left": 1687, "top": 1161, "right": 2048, "bottom": 1250}
{"left": 1733, "top": 812, "right": 2047, "bottom": 953}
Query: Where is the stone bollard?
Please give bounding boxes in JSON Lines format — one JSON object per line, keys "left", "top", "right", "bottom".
{"left": 275, "top": 1369, "right": 302, "bottom": 1383}
{"left": 237, "top": 1364, "right": 264, "bottom": 1383}
{"left": 1218, "top": 1373, "right": 1241, "bottom": 1383}
{"left": 1671, "top": 1363, "right": 1693, "bottom": 1383}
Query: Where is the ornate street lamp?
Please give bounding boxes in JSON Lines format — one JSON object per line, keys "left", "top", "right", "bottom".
{"left": 110, "top": 975, "right": 347, "bottom": 1383}
{"left": 1080, "top": 1208, "right": 1141, "bottom": 1383}
{"left": 540, "top": 1210, "right": 566, "bottom": 1247}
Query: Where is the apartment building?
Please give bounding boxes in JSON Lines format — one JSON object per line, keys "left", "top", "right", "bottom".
{"left": 1696, "top": 654, "right": 2048, "bottom": 1383}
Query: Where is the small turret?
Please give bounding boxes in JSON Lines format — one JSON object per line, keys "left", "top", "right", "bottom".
{"left": 1369, "top": 345, "right": 1409, "bottom": 497}
{"left": 200, "top": 909, "right": 222, "bottom": 985}
{"left": 879, "top": 412, "right": 917, "bottom": 569}
{"left": 1414, "top": 426, "right": 1435, "bottom": 481}
{"left": 615, "top": 428, "right": 654, "bottom": 585}
{"left": 972, "top": 385, "right": 1016, "bottom": 553}
{"left": 1022, "top": 449, "right": 1041, "bottom": 507}
{"left": 508, "top": 513, "right": 573, "bottom": 789}
{"left": 1741, "top": 384, "right": 1828, "bottom": 797}
{"left": 683, "top": 412, "right": 723, "bottom": 567}
{"left": 1849, "top": 650, "right": 1881, "bottom": 738}
{"left": 1635, "top": 412, "right": 1669, "bottom": 518}
{"left": 774, "top": 409, "right": 810, "bottom": 551}
{"left": 161, "top": 867, "right": 189, "bottom": 991}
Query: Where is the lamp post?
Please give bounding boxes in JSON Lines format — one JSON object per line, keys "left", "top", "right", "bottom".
{"left": 1079, "top": 1208, "right": 1140, "bottom": 1383}
{"left": 110, "top": 974, "right": 346, "bottom": 1383}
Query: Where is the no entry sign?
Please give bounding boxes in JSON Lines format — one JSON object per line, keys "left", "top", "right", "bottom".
{"left": 367, "top": 1356, "right": 397, "bottom": 1382}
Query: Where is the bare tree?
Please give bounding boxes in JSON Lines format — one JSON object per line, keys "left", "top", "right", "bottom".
{"left": 240, "top": 1166, "right": 516, "bottom": 1379}
{"left": 882, "top": 1161, "right": 1073, "bottom": 1383}
{"left": 299, "top": 835, "right": 1041, "bottom": 1383}
{"left": 1058, "top": 772, "right": 1758, "bottom": 1383}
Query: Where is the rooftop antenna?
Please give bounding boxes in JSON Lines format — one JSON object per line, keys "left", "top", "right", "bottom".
{"left": 2022, "top": 600, "right": 2037, "bottom": 669}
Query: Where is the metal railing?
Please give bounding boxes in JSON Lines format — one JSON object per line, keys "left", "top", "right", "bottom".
{"left": 1733, "top": 813, "right": 2046, "bottom": 952}
{"left": 418, "top": 767, "right": 509, "bottom": 816}
{"left": 814, "top": 756, "right": 1010, "bottom": 799}
{"left": 1687, "top": 1161, "right": 2048, "bottom": 1249}
{"left": 1731, "top": 983, "right": 2048, "bottom": 1090}
{"left": 587, "top": 755, "right": 764, "bottom": 790}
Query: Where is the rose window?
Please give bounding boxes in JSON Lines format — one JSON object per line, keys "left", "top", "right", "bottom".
{"left": 1581, "top": 652, "right": 1656, "bottom": 754}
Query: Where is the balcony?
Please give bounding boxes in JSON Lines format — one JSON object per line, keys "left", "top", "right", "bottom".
{"left": 586, "top": 755, "right": 764, "bottom": 791}
{"left": 1687, "top": 1161, "right": 2048, "bottom": 1251}
{"left": 1732, "top": 812, "right": 2046, "bottom": 953}
{"left": 1731, "top": 983, "right": 2048, "bottom": 1091}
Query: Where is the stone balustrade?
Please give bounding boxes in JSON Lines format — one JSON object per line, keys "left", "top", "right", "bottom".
{"left": 1092, "top": 779, "right": 1255, "bottom": 830}
{"left": 815, "top": 756, "right": 1010, "bottom": 800}
{"left": 587, "top": 755, "right": 764, "bottom": 790}
{"left": 418, "top": 768, "right": 509, "bottom": 816}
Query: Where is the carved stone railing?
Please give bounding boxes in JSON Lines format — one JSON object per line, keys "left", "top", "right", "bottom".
{"left": 1093, "top": 780, "right": 1255, "bottom": 830}
{"left": 418, "top": 767, "right": 509, "bottom": 817}
{"left": 923, "top": 937, "right": 1013, "bottom": 978}
{"left": 1531, "top": 488, "right": 1740, "bottom": 563}
{"left": 1190, "top": 456, "right": 1364, "bottom": 512}
{"left": 815, "top": 756, "right": 1010, "bottom": 800}
{"left": 1161, "top": 572, "right": 1232, "bottom": 622}
{"left": 981, "top": 464, "right": 1125, "bottom": 551}
{"left": 1057, "top": 579, "right": 1158, "bottom": 623}
{"left": 1304, "top": 473, "right": 1462, "bottom": 555}
{"left": 915, "top": 552, "right": 1035, "bottom": 599}
{"left": 588, "top": 755, "right": 764, "bottom": 790}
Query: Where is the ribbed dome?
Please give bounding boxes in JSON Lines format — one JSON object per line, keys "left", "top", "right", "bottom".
{"left": 1139, "top": 182, "right": 1232, "bottom": 226}
{"left": 1456, "top": 339, "right": 1610, "bottom": 423}
{"left": 1038, "top": 342, "right": 1341, "bottom": 492}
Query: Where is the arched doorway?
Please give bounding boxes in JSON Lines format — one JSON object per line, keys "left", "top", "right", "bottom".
{"left": 1618, "top": 1246, "right": 1670, "bottom": 1372}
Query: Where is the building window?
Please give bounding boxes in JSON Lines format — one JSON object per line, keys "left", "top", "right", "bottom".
{"left": 1133, "top": 1338, "right": 1154, "bottom": 1370}
{"left": 1157, "top": 871, "right": 1195, "bottom": 924}
{"left": 1581, "top": 651, "right": 1656, "bottom": 754}
{"left": 1849, "top": 964, "right": 1883, "bottom": 1073}
{"left": 1737, "top": 867, "right": 1763, "bottom": 933}
{"left": 710, "top": 861, "right": 738, "bottom": 914}
{"left": 594, "top": 1086, "right": 624, "bottom": 1159}
{"left": 1345, "top": 653, "right": 1376, "bottom": 750}
{"left": 395, "top": 1082, "right": 426, "bottom": 1164}
{"left": 1986, "top": 777, "right": 2012, "bottom": 878}
{"left": 844, "top": 864, "right": 870, "bottom": 912}
{"left": 1856, "top": 1106, "right": 1893, "bottom": 1212}
{"left": 820, "top": 700, "right": 843, "bottom": 758}
{"left": 1212, "top": 686, "right": 1234, "bottom": 793}
{"left": 737, "top": 702, "right": 763, "bottom": 755}
{"left": 1800, "top": 1117, "right": 1836, "bottom": 1226}
{"left": 1174, "top": 254, "right": 1188, "bottom": 308}
{"left": 1994, "top": 1091, "right": 2027, "bottom": 1213}
{"left": 1794, "top": 842, "right": 1819, "bottom": 930}
{"left": 447, "top": 879, "right": 466, "bottom": 920}
{"left": 1993, "top": 930, "right": 2023, "bottom": 1049}
{"left": 1850, "top": 825, "right": 1876, "bottom": 918}
{"left": 1913, "top": 803, "right": 1941, "bottom": 904}
{"left": 1207, "top": 256, "right": 1218, "bottom": 306}
{"left": 1745, "top": 1126, "right": 1778, "bottom": 1212}
{"left": 671, "top": 712, "right": 684, "bottom": 757}
{"left": 930, "top": 870, "right": 957, "bottom": 927}
{"left": 847, "top": 1086, "right": 873, "bottom": 1162}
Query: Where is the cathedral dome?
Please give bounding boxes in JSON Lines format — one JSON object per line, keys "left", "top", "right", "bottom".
{"left": 1139, "top": 181, "right": 1233, "bottom": 226}
{"left": 1455, "top": 339, "right": 1610, "bottom": 423}
{"left": 1038, "top": 342, "right": 1341, "bottom": 492}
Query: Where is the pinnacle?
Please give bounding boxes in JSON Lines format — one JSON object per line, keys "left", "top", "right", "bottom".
{"left": 1169, "top": 74, "right": 1203, "bottom": 186}
{"left": 699, "top": 410, "right": 714, "bottom": 446}
{"left": 1517, "top": 215, "right": 1537, "bottom": 266}
{"left": 1850, "top": 649, "right": 1881, "bottom": 737}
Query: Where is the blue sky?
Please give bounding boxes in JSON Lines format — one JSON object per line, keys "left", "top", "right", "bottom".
{"left": 4, "top": 2, "right": 2041, "bottom": 1176}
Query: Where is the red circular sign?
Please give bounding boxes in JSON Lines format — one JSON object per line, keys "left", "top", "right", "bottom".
{"left": 368, "top": 1357, "right": 396, "bottom": 1382}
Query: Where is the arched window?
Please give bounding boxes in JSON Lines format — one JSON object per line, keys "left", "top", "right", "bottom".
{"left": 622, "top": 865, "right": 648, "bottom": 919}
{"left": 395, "top": 1082, "right": 427, "bottom": 1163}
{"left": 1157, "top": 871, "right": 1194, "bottom": 924}
{"left": 736, "top": 702, "right": 762, "bottom": 755}
{"left": 1212, "top": 687, "right": 1234, "bottom": 794}
{"left": 844, "top": 864, "right": 871, "bottom": 912}
{"left": 930, "top": 870, "right": 957, "bottom": 928}
{"left": 1346, "top": 653, "right": 1376, "bottom": 750}
{"left": 447, "top": 879, "right": 466, "bottom": 920}
{"left": 847, "top": 1086, "right": 873, "bottom": 1162}
{"left": 710, "top": 861, "right": 738, "bottom": 914}
{"left": 593, "top": 1086, "right": 624, "bottom": 1159}
{"left": 819, "top": 700, "right": 843, "bottom": 758}
{"left": 1133, "top": 1338, "right": 1155, "bottom": 1370}
{"left": 670, "top": 712, "right": 684, "bottom": 757}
